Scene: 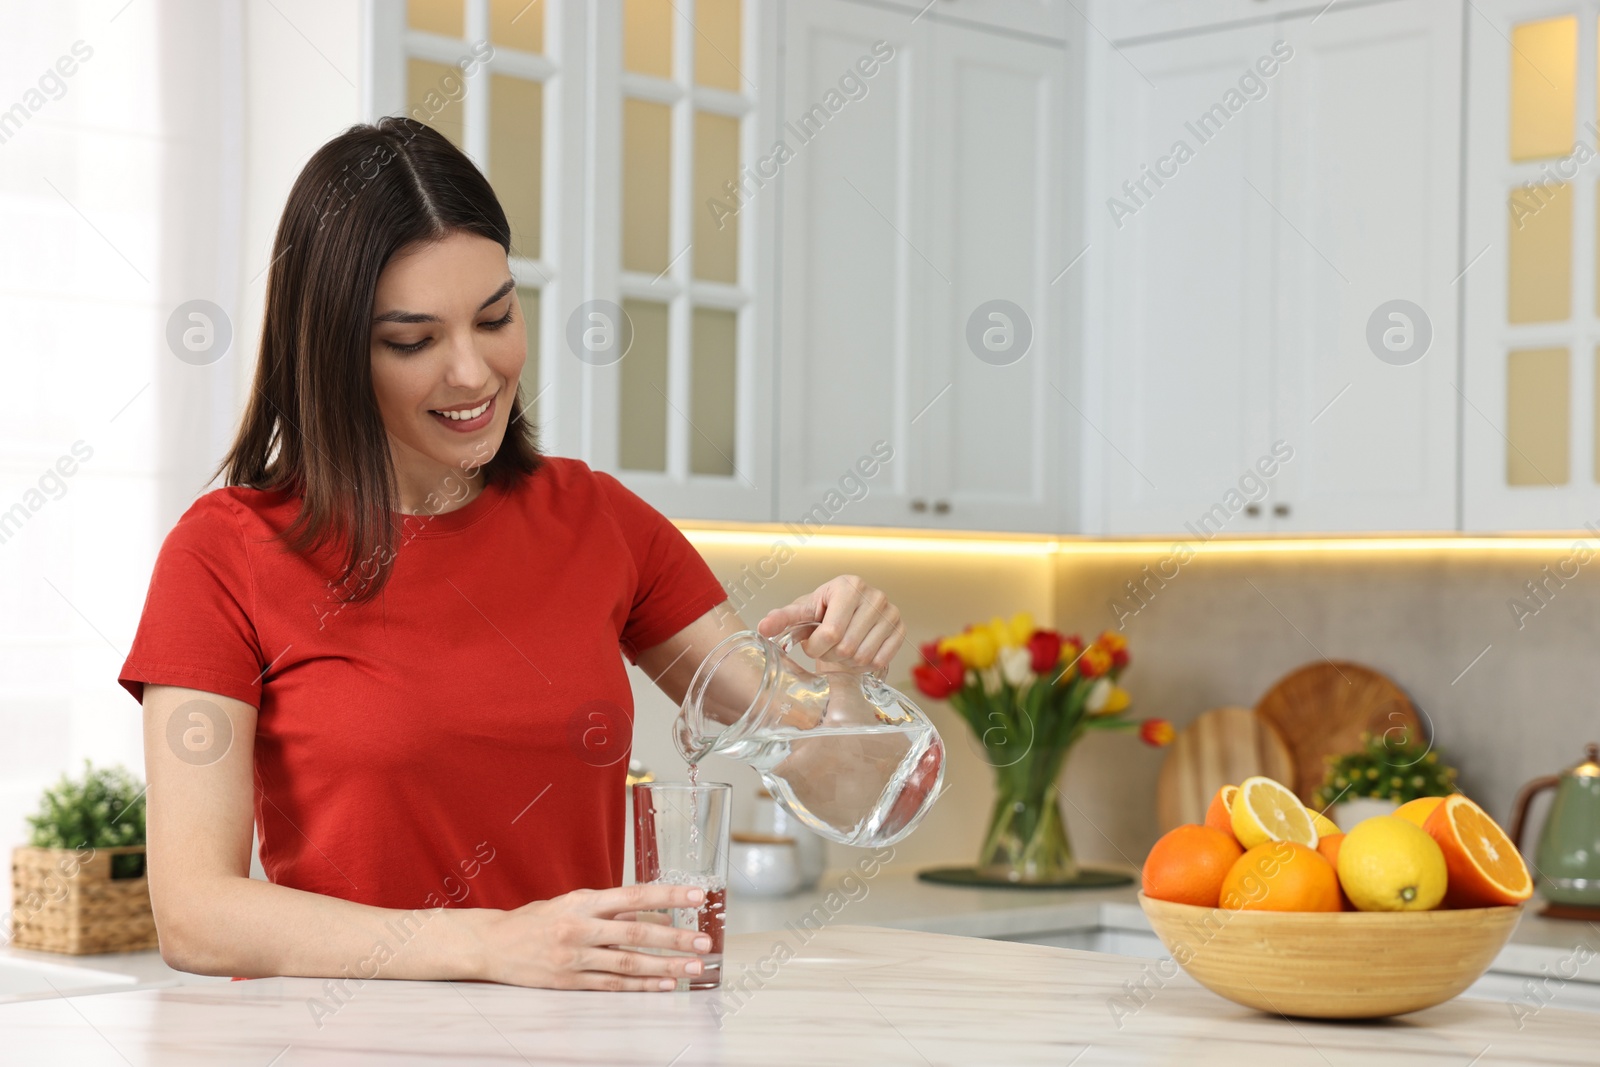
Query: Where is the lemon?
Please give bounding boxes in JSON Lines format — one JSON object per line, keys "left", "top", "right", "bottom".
{"left": 1231, "top": 776, "right": 1319, "bottom": 849}
{"left": 1310, "top": 810, "right": 1340, "bottom": 838}
{"left": 1336, "top": 815, "right": 1447, "bottom": 911}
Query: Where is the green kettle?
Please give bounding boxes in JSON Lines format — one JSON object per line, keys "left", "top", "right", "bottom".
{"left": 1510, "top": 743, "right": 1600, "bottom": 915}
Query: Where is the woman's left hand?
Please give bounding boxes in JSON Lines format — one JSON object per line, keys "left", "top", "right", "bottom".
{"left": 756, "top": 575, "right": 905, "bottom": 674}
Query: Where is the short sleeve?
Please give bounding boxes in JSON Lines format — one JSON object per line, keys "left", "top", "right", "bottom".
{"left": 117, "top": 494, "right": 266, "bottom": 707}
{"left": 592, "top": 471, "right": 729, "bottom": 664}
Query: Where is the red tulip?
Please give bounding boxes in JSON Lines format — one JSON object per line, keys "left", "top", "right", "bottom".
{"left": 1079, "top": 644, "right": 1113, "bottom": 679}
{"left": 1139, "top": 719, "right": 1175, "bottom": 747}
{"left": 912, "top": 650, "right": 966, "bottom": 699}
{"left": 1098, "top": 630, "right": 1130, "bottom": 669}
{"left": 1026, "top": 629, "right": 1063, "bottom": 673}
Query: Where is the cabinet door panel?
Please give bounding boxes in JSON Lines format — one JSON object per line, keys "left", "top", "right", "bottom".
{"left": 1271, "top": 0, "right": 1460, "bottom": 531}
{"left": 1094, "top": 25, "right": 1278, "bottom": 535}
{"left": 860, "top": 0, "right": 1070, "bottom": 40}
{"left": 1098, "top": 0, "right": 1317, "bottom": 42}
{"left": 1462, "top": 1, "right": 1600, "bottom": 531}
{"left": 778, "top": 1, "right": 927, "bottom": 525}
{"left": 920, "top": 24, "right": 1070, "bottom": 532}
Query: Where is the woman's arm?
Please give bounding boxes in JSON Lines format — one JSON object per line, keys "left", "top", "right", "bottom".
{"left": 636, "top": 574, "right": 908, "bottom": 705}
{"left": 143, "top": 684, "right": 710, "bottom": 990}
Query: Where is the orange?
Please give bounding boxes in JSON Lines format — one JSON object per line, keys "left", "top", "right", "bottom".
{"left": 1142, "top": 825, "right": 1244, "bottom": 907}
{"left": 1395, "top": 796, "right": 1445, "bottom": 826}
{"left": 1315, "top": 832, "right": 1352, "bottom": 910}
{"left": 1422, "top": 794, "right": 1533, "bottom": 907}
{"left": 1219, "top": 841, "right": 1342, "bottom": 912}
{"left": 1204, "top": 785, "right": 1239, "bottom": 838}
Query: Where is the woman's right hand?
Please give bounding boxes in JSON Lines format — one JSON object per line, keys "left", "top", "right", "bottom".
{"left": 475, "top": 884, "right": 713, "bottom": 991}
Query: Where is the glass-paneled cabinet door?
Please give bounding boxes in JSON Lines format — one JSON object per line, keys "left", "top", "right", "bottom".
{"left": 1464, "top": 2, "right": 1600, "bottom": 530}
{"left": 587, "top": 0, "right": 780, "bottom": 520}
{"left": 367, "top": 0, "right": 584, "bottom": 458}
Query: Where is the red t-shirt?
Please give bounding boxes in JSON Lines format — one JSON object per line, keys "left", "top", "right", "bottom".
{"left": 118, "top": 456, "right": 728, "bottom": 915}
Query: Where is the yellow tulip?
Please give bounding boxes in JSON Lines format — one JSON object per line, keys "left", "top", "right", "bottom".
{"left": 965, "top": 627, "right": 999, "bottom": 669}
{"left": 985, "top": 616, "right": 1010, "bottom": 648}
{"left": 1102, "top": 686, "right": 1131, "bottom": 714}
{"left": 1007, "top": 612, "right": 1035, "bottom": 646}
{"left": 937, "top": 634, "right": 971, "bottom": 666}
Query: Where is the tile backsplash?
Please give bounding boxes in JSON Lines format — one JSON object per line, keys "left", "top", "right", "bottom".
{"left": 629, "top": 533, "right": 1597, "bottom": 876}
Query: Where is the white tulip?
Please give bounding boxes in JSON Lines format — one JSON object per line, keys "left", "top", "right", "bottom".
{"left": 979, "top": 663, "right": 1003, "bottom": 695}
{"left": 1000, "top": 645, "right": 1034, "bottom": 687}
{"left": 1086, "top": 677, "right": 1112, "bottom": 714}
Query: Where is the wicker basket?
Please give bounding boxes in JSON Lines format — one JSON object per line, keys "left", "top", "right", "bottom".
{"left": 9, "top": 846, "right": 159, "bottom": 955}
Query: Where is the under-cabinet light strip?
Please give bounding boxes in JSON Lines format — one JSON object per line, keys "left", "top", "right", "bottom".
{"left": 676, "top": 528, "right": 1595, "bottom": 557}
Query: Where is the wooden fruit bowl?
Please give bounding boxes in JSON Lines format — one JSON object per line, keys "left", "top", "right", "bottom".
{"left": 1139, "top": 893, "right": 1523, "bottom": 1019}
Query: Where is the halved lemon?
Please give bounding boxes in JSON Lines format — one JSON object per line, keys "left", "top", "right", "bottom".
{"left": 1231, "top": 776, "right": 1319, "bottom": 849}
{"left": 1423, "top": 794, "right": 1532, "bottom": 907}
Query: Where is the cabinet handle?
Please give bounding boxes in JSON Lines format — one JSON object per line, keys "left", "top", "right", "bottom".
{"left": 911, "top": 498, "right": 928, "bottom": 512}
{"left": 933, "top": 500, "right": 951, "bottom": 514}
{"left": 1245, "top": 504, "right": 1262, "bottom": 517}
{"left": 1273, "top": 503, "right": 1290, "bottom": 518}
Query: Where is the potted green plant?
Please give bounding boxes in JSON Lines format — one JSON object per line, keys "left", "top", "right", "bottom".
{"left": 9, "top": 760, "right": 158, "bottom": 954}
{"left": 1314, "top": 730, "right": 1459, "bottom": 832}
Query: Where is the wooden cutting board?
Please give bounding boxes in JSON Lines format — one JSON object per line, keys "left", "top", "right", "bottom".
{"left": 1155, "top": 707, "right": 1296, "bottom": 832}
{"left": 1254, "top": 661, "right": 1425, "bottom": 804}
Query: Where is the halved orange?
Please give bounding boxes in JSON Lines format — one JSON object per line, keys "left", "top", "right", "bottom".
{"left": 1422, "top": 794, "right": 1532, "bottom": 907}
{"left": 1204, "top": 785, "right": 1239, "bottom": 837}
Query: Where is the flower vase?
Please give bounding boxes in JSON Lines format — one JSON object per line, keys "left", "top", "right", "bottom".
{"left": 976, "top": 744, "right": 1078, "bottom": 883}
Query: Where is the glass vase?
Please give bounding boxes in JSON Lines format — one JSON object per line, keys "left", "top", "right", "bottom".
{"left": 976, "top": 743, "right": 1078, "bottom": 883}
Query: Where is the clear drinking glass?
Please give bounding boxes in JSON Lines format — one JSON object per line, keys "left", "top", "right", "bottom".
{"left": 631, "top": 781, "right": 731, "bottom": 990}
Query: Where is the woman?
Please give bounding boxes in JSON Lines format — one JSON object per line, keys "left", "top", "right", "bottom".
{"left": 119, "top": 117, "right": 906, "bottom": 993}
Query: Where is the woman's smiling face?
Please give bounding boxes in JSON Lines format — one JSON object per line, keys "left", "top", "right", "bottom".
{"left": 368, "top": 230, "right": 525, "bottom": 507}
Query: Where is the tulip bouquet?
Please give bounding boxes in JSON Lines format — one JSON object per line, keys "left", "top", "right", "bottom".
{"left": 912, "top": 613, "right": 1172, "bottom": 884}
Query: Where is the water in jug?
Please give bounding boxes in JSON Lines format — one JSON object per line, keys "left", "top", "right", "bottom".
{"left": 672, "top": 621, "right": 945, "bottom": 847}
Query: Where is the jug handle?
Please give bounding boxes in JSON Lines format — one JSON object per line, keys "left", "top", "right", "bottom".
{"left": 775, "top": 620, "right": 885, "bottom": 681}
{"left": 1509, "top": 774, "right": 1561, "bottom": 853}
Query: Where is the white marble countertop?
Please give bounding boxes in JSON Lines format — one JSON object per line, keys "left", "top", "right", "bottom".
{"left": 4, "top": 923, "right": 1596, "bottom": 1066}
{"left": 728, "top": 867, "right": 1600, "bottom": 983}
{"left": 7, "top": 864, "right": 1596, "bottom": 994}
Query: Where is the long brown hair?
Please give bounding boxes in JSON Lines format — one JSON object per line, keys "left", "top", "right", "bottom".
{"left": 218, "top": 117, "right": 543, "bottom": 603}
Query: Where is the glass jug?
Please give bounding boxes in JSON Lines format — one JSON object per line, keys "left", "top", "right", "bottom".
{"left": 672, "top": 621, "right": 946, "bottom": 847}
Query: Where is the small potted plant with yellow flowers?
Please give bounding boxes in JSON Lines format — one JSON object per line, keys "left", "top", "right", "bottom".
{"left": 911, "top": 613, "right": 1171, "bottom": 885}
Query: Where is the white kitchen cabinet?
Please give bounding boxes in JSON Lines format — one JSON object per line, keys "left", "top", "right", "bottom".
{"left": 1087, "top": 20, "right": 1279, "bottom": 536}
{"left": 778, "top": 0, "right": 1075, "bottom": 532}
{"left": 918, "top": 18, "right": 1075, "bottom": 533}
{"left": 1087, "top": 0, "right": 1461, "bottom": 535}
{"left": 777, "top": 0, "right": 931, "bottom": 527}
{"left": 1461, "top": 2, "right": 1600, "bottom": 531}
{"left": 864, "top": 0, "right": 1072, "bottom": 41}
{"left": 586, "top": 0, "right": 782, "bottom": 522}
{"left": 1269, "top": 0, "right": 1461, "bottom": 532}
{"left": 1098, "top": 0, "right": 1347, "bottom": 42}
